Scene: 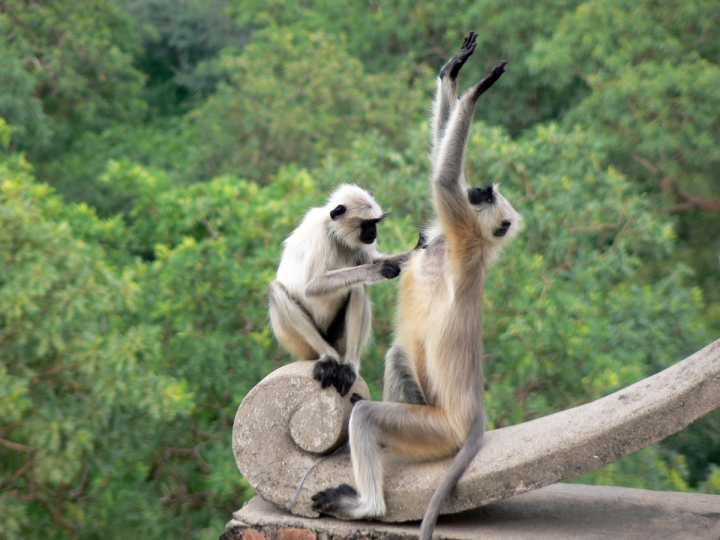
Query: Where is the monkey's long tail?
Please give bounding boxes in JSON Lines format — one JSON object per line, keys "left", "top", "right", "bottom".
{"left": 418, "top": 415, "right": 485, "bottom": 540}
{"left": 289, "top": 443, "right": 349, "bottom": 511}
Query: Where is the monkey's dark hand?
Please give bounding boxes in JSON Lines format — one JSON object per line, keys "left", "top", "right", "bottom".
{"left": 311, "top": 484, "right": 359, "bottom": 514}
{"left": 313, "top": 357, "right": 339, "bottom": 390}
{"left": 472, "top": 60, "right": 508, "bottom": 101}
{"left": 440, "top": 31, "right": 478, "bottom": 81}
{"left": 333, "top": 363, "right": 356, "bottom": 397}
{"left": 350, "top": 392, "right": 365, "bottom": 405}
{"left": 380, "top": 260, "right": 401, "bottom": 279}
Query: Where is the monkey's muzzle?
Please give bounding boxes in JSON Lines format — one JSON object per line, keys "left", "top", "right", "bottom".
{"left": 493, "top": 220, "right": 512, "bottom": 237}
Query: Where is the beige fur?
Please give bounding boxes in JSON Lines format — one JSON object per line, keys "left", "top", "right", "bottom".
{"left": 310, "top": 33, "right": 520, "bottom": 540}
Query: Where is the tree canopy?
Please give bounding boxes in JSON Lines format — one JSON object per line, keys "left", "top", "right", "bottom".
{"left": 0, "top": 0, "right": 719, "bottom": 538}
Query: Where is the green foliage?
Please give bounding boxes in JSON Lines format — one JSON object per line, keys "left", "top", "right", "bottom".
{"left": 0, "top": 137, "right": 194, "bottom": 536}
{"left": 120, "top": 0, "right": 251, "bottom": 115}
{"left": 231, "top": 0, "right": 590, "bottom": 133}
{"left": 697, "top": 465, "right": 720, "bottom": 495}
{"left": 40, "top": 118, "right": 196, "bottom": 217}
{"left": 0, "top": 42, "right": 48, "bottom": 153}
{"left": 0, "top": 0, "right": 146, "bottom": 159}
{"left": 529, "top": 0, "right": 720, "bottom": 204}
{"left": 567, "top": 445, "right": 690, "bottom": 491}
{"left": 84, "top": 161, "right": 317, "bottom": 534}
{"left": 188, "top": 24, "right": 427, "bottom": 183}
{"left": 527, "top": 0, "right": 720, "bottom": 394}
{"left": 1, "top": 0, "right": 719, "bottom": 537}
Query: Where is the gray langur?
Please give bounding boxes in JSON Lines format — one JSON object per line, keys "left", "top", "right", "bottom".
{"left": 311, "top": 32, "right": 521, "bottom": 540}
{"left": 269, "top": 184, "right": 415, "bottom": 396}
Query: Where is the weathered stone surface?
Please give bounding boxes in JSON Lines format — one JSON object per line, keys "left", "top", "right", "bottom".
{"left": 232, "top": 339, "right": 720, "bottom": 522}
{"left": 233, "top": 360, "right": 370, "bottom": 518}
{"left": 228, "top": 485, "right": 720, "bottom": 540}
{"left": 289, "top": 391, "right": 351, "bottom": 454}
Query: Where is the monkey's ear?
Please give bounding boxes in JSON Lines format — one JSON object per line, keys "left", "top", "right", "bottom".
{"left": 330, "top": 205, "right": 347, "bottom": 220}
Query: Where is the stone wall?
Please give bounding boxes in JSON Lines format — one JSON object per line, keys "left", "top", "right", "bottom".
{"left": 221, "top": 486, "right": 720, "bottom": 540}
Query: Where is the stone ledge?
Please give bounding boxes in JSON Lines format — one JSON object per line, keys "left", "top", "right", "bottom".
{"left": 233, "top": 340, "right": 720, "bottom": 520}
{"left": 223, "top": 483, "right": 720, "bottom": 540}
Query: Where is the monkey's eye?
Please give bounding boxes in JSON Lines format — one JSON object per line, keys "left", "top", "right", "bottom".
{"left": 467, "top": 186, "right": 495, "bottom": 205}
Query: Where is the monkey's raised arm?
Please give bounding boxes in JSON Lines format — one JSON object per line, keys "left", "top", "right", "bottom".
{"left": 305, "top": 261, "right": 400, "bottom": 297}
{"left": 431, "top": 32, "right": 478, "bottom": 168}
{"left": 432, "top": 61, "right": 507, "bottom": 240}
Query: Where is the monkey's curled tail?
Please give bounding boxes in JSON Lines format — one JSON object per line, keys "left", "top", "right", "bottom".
{"left": 418, "top": 415, "right": 485, "bottom": 540}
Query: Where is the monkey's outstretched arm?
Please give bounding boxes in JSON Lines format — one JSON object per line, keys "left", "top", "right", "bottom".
{"left": 305, "top": 261, "right": 400, "bottom": 297}
{"left": 432, "top": 61, "right": 507, "bottom": 238}
{"left": 376, "top": 243, "right": 422, "bottom": 267}
{"left": 431, "top": 32, "right": 477, "bottom": 168}
{"left": 375, "top": 228, "right": 428, "bottom": 267}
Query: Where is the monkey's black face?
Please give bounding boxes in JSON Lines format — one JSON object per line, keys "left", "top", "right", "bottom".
{"left": 467, "top": 186, "right": 514, "bottom": 237}
{"left": 359, "top": 219, "right": 380, "bottom": 244}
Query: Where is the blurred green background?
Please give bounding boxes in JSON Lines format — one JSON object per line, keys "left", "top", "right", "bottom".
{"left": 1, "top": 0, "right": 719, "bottom": 538}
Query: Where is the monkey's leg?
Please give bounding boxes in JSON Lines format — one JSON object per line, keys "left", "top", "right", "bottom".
{"left": 383, "top": 345, "right": 427, "bottom": 405}
{"left": 268, "top": 281, "right": 340, "bottom": 362}
{"left": 327, "top": 285, "right": 371, "bottom": 397}
{"left": 312, "top": 401, "right": 461, "bottom": 519}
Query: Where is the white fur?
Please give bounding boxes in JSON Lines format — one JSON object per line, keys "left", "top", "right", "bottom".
{"left": 270, "top": 184, "right": 414, "bottom": 375}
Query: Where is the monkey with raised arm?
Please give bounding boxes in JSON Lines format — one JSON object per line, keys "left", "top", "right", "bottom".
{"left": 269, "top": 183, "right": 415, "bottom": 396}
{"left": 311, "top": 33, "right": 521, "bottom": 540}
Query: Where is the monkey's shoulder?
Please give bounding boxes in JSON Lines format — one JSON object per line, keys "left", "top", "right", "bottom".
{"left": 412, "top": 235, "right": 447, "bottom": 277}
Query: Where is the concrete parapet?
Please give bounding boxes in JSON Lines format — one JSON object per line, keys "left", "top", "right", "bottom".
{"left": 232, "top": 339, "right": 720, "bottom": 521}
{"left": 222, "top": 484, "right": 720, "bottom": 540}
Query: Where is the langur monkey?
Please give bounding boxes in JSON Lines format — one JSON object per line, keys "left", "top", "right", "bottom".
{"left": 311, "top": 33, "right": 521, "bottom": 540}
{"left": 269, "top": 184, "right": 415, "bottom": 396}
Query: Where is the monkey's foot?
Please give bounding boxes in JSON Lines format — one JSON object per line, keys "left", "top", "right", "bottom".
{"left": 312, "top": 357, "right": 357, "bottom": 397}
{"left": 313, "top": 357, "right": 338, "bottom": 389}
{"left": 311, "top": 483, "right": 358, "bottom": 516}
{"left": 311, "top": 484, "right": 385, "bottom": 519}
{"left": 333, "top": 363, "right": 357, "bottom": 396}
{"left": 349, "top": 392, "right": 365, "bottom": 405}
